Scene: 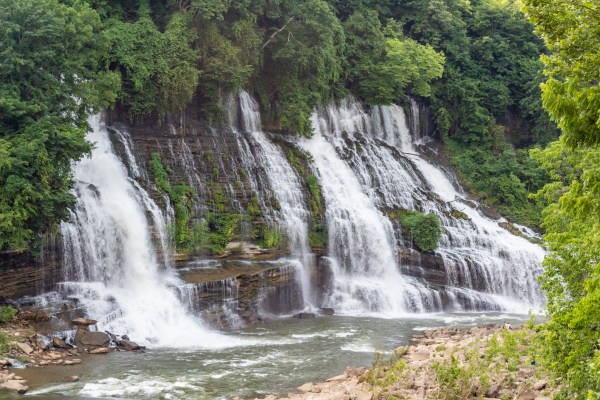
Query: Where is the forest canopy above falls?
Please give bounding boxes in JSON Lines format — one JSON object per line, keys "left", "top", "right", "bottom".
{"left": 1, "top": 0, "right": 556, "bottom": 252}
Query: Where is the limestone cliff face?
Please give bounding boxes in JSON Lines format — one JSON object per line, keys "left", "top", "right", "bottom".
{"left": 0, "top": 239, "right": 62, "bottom": 299}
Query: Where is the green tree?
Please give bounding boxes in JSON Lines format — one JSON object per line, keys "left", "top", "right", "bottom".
{"left": 524, "top": 1, "right": 600, "bottom": 397}
{"left": 530, "top": 140, "right": 600, "bottom": 398}
{"left": 259, "top": 0, "right": 345, "bottom": 135}
{"left": 523, "top": 0, "right": 600, "bottom": 146}
{"left": 0, "top": 0, "right": 118, "bottom": 251}
{"left": 105, "top": 2, "right": 200, "bottom": 119}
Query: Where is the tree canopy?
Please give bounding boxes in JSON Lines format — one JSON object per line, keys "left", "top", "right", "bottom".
{"left": 0, "top": 0, "right": 118, "bottom": 251}
{"left": 524, "top": 0, "right": 600, "bottom": 396}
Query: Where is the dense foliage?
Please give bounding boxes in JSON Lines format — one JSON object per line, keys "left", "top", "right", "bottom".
{"left": 400, "top": 211, "right": 442, "bottom": 253}
{"left": 0, "top": 0, "right": 118, "bottom": 251}
{"left": 523, "top": 0, "right": 600, "bottom": 397}
{"left": 0, "top": 305, "right": 16, "bottom": 323}
{"left": 1, "top": 0, "right": 556, "bottom": 250}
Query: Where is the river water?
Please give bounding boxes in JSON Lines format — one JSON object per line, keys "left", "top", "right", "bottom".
{"left": 16, "top": 313, "right": 529, "bottom": 400}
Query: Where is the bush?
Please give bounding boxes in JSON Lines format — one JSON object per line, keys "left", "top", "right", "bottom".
{"left": 0, "top": 306, "right": 17, "bottom": 323}
{"left": 0, "top": 332, "right": 10, "bottom": 354}
{"left": 400, "top": 211, "right": 442, "bottom": 252}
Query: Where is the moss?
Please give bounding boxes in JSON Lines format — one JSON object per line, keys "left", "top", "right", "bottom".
{"left": 209, "top": 181, "right": 227, "bottom": 212}
{"left": 247, "top": 196, "right": 261, "bottom": 217}
{"left": 282, "top": 145, "right": 327, "bottom": 251}
{"left": 149, "top": 153, "right": 198, "bottom": 249}
{"left": 450, "top": 209, "right": 470, "bottom": 221}
{"left": 191, "top": 212, "right": 242, "bottom": 254}
{"left": 260, "top": 223, "right": 283, "bottom": 249}
{"left": 308, "top": 222, "right": 327, "bottom": 250}
{"left": 150, "top": 152, "right": 172, "bottom": 194}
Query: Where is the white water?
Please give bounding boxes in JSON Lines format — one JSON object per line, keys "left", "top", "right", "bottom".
{"left": 59, "top": 116, "right": 235, "bottom": 348}
{"left": 300, "top": 108, "right": 442, "bottom": 317}
{"left": 236, "top": 92, "right": 316, "bottom": 310}
{"left": 301, "top": 97, "right": 544, "bottom": 316}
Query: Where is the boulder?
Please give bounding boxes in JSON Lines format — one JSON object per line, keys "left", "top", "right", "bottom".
{"left": 90, "top": 347, "right": 109, "bottom": 354}
{"left": 292, "top": 312, "right": 316, "bottom": 320}
{"left": 52, "top": 338, "right": 67, "bottom": 348}
{"left": 117, "top": 340, "right": 143, "bottom": 351}
{"left": 65, "top": 359, "right": 82, "bottom": 365}
{"left": 71, "top": 376, "right": 80, "bottom": 382}
{"left": 0, "top": 360, "right": 11, "bottom": 367}
{"left": 16, "top": 342, "right": 33, "bottom": 355}
{"left": 297, "top": 383, "right": 314, "bottom": 393}
{"left": 320, "top": 308, "right": 335, "bottom": 315}
{"left": 1, "top": 380, "right": 28, "bottom": 394}
{"left": 80, "top": 331, "right": 110, "bottom": 347}
{"left": 71, "top": 318, "right": 97, "bottom": 327}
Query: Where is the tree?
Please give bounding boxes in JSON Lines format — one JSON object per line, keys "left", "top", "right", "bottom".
{"left": 530, "top": 140, "right": 600, "bottom": 398}
{"left": 523, "top": 0, "right": 600, "bottom": 146}
{"left": 524, "top": 0, "right": 600, "bottom": 397}
{"left": 0, "top": 0, "right": 119, "bottom": 251}
{"left": 259, "top": 0, "right": 345, "bottom": 135}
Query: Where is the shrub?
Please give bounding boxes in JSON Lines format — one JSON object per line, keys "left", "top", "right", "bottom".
{"left": 0, "top": 332, "right": 10, "bottom": 354}
{"left": 400, "top": 211, "right": 442, "bottom": 252}
{"left": 0, "top": 306, "right": 17, "bottom": 323}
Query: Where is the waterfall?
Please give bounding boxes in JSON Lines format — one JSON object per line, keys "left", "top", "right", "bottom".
{"left": 300, "top": 97, "right": 544, "bottom": 316}
{"left": 299, "top": 104, "right": 442, "bottom": 316}
{"left": 59, "top": 115, "right": 233, "bottom": 348}
{"left": 236, "top": 92, "right": 315, "bottom": 310}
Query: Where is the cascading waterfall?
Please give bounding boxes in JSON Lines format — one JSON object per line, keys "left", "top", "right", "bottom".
{"left": 300, "top": 108, "right": 442, "bottom": 317}
{"left": 301, "top": 97, "right": 544, "bottom": 316}
{"left": 374, "top": 103, "right": 545, "bottom": 311}
{"left": 237, "top": 92, "right": 315, "bottom": 310}
{"left": 60, "top": 115, "right": 233, "bottom": 347}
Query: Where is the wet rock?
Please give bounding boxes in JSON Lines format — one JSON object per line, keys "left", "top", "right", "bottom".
{"left": 52, "top": 338, "right": 67, "bottom": 348}
{"left": 293, "top": 312, "right": 316, "bottom": 320}
{"left": 1, "top": 380, "right": 29, "bottom": 394}
{"left": 16, "top": 342, "right": 34, "bottom": 355}
{"left": 71, "top": 318, "right": 97, "bottom": 327}
{"left": 117, "top": 339, "right": 143, "bottom": 351}
{"left": 71, "top": 376, "right": 80, "bottom": 382}
{"left": 0, "top": 360, "right": 11, "bottom": 367}
{"left": 65, "top": 359, "right": 82, "bottom": 365}
{"left": 90, "top": 347, "right": 109, "bottom": 354}
{"left": 81, "top": 331, "right": 110, "bottom": 347}
{"left": 320, "top": 308, "right": 335, "bottom": 315}
{"left": 533, "top": 380, "right": 548, "bottom": 390}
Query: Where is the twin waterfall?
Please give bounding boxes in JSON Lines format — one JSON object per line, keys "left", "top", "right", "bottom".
{"left": 58, "top": 93, "right": 544, "bottom": 345}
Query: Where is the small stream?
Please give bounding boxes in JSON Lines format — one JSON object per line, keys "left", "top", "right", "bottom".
{"left": 16, "top": 313, "right": 528, "bottom": 400}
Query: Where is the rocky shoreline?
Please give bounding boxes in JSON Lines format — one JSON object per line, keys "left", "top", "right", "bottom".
{"left": 0, "top": 313, "right": 144, "bottom": 395}
{"left": 250, "top": 325, "right": 556, "bottom": 400}
{"left": 1, "top": 319, "right": 556, "bottom": 399}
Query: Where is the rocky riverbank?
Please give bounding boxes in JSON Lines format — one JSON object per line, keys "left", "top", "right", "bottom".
{"left": 0, "top": 313, "right": 144, "bottom": 395}
{"left": 251, "top": 324, "right": 556, "bottom": 400}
